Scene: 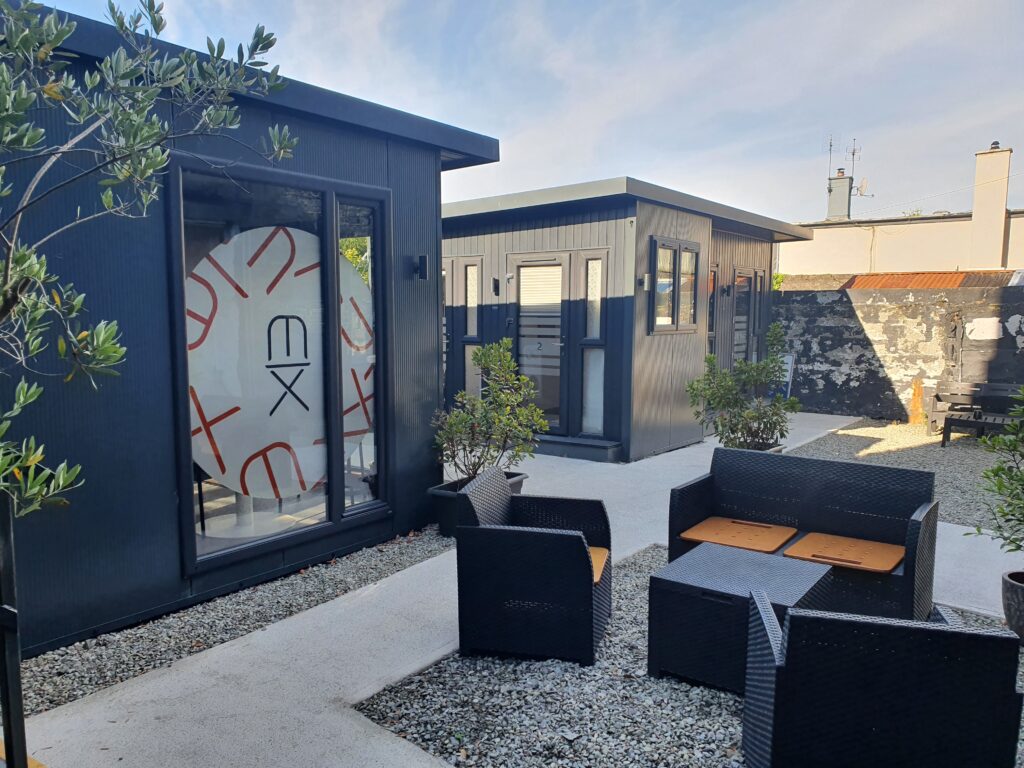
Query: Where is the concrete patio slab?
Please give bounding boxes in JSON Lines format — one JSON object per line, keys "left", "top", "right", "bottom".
{"left": 936, "top": 520, "right": 1024, "bottom": 617}
{"left": 26, "top": 411, "right": 1014, "bottom": 767}
{"left": 27, "top": 552, "right": 459, "bottom": 767}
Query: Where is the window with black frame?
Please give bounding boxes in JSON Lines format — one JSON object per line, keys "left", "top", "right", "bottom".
{"left": 182, "top": 171, "right": 329, "bottom": 557}
{"left": 337, "top": 202, "right": 379, "bottom": 508}
{"left": 649, "top": 237, "right": 699, "bottom": 333}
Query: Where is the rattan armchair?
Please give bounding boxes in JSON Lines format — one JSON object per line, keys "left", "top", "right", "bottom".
{"left": 669, "top": 448, "right": 937, "bottom": 619}
{"left": 455, "top": 467, "right": 612, "bottom": 666}
{"left": 743, "top": 591, "right": 1023, "bottom": 768}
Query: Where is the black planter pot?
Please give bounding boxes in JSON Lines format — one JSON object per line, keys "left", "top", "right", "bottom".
{"left": 1002, "top": 571, "right": 1024, "bottom": 641}
{"left": 429, "top": 471, "right": 528, "bottom": 537}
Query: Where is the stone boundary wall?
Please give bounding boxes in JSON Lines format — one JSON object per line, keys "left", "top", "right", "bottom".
{"left": 772, "top": 284, "right": 1024, "bottom": 421}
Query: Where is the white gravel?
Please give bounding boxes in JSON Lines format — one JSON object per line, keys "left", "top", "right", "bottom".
{"left": 359, "top": 544, "right": 1023, "bottom": 768}
{"left": 786, "top": 418, "right": 1000, "bottom": 530}
{"left": 359, "top": 545, "right": 745, "bottom": 768}
{"left": 22, "top": 526, "right": 452, "bottom": 716}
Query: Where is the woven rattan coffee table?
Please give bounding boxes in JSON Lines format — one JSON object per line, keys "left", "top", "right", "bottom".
{"left": 647, "top": 542, "right": 832, "bottom": 694}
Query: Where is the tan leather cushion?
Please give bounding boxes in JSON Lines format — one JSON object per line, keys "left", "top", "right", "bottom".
{"left": 589, "top": 546, "right": 609, "bottom": 584}
{"left": 784, "top": 532, "right": 905, "bottom": 573}
{"left": 680, "top": 516, "right": 798, "bottom": 553}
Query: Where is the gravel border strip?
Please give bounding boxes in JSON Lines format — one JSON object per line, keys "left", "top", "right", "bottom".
{"left": 22, "top": 526, "right": 452, "bottom": 716}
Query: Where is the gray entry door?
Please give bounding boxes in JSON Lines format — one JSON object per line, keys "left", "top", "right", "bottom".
{"left": 508, "top": 253, "right": 570, "bottom": 434}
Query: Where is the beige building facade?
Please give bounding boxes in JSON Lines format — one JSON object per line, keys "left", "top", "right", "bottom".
{"left": 779, "top": 144, "right": 1023, "bottom": 275}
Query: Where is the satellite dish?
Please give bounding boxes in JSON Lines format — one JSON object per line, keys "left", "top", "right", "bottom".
{"left": 857, "top": 178, "right": 869, "bottom": 196}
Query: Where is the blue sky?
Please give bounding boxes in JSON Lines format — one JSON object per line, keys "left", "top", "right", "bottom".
{"left": 56, "top": 0, "right": 1024, "bottom": 222}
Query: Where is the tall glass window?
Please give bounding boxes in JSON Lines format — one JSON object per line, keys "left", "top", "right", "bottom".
{"left": 183, "top": 171, "right": 328, "bottom": 556}
{"left": 585, "top": 258, "right": 602, "bottom": 338}
{"left": 464, "top": 344, "right": 482, "bottom": 396}
{"left": 337, "top": 203, "right": 378, "bottom": 508}
{"left": 581, "top": 348, "right": 604, "bottom": 435}
{"left": 465, "top": 263, "right": 479, "bottom": 337}
{"left": 654, "top": 246, "right": 674, "bottom": 326}
{"left": 677, "top": 250, "right": 697, "bottom": 325}
{"left": 707, "top": 268, "right": 718, "bottom": 333}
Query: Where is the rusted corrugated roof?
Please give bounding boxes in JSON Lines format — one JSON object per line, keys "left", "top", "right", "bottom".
{"left": 842, "top": 271, "right": 1017, "bottom": 289}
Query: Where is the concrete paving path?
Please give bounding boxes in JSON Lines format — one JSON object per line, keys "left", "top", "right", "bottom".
{"left": 25, "top": 411, "right": 1023, "bottom": 766}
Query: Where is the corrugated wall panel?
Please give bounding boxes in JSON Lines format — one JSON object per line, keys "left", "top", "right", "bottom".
{"left": 629, "top": 202, "right": 713, "bottom": 459}
{"left": 710, "top": 229, "right": 774, "bottom": 368}
{"left": 12, "top": 81, "right": 448, "bottom": 651}
{"left": 387, "top": 139, "right": 445, "bottom": 530}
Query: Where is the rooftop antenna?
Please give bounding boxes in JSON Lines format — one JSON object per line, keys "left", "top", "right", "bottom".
{"left": 824, "top": 133, "right": 837, "bottom": 177}
{"left": 846, "top": 138, "right": 862, "bottom": 179}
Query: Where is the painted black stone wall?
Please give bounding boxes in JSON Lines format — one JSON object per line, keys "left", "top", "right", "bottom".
{"left": 773, "top": 286, "right": 1024, "bottom": 420}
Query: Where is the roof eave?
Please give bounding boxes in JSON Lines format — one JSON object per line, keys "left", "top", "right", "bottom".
{"left": 54, "top": 9, "right": 499, "bottom": 171}
{"left": 443, "top": 177, "right": 812, "bottom": 242}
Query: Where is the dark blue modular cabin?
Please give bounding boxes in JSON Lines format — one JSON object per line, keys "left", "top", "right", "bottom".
{"left": 442, "top": 179, "right": 810, "bottom": 462}
{"left": 12, "top": 12, "right": 498, "bottom": 654}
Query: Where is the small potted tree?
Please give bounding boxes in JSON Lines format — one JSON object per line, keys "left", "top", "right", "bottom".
{"left": 974, "top": 387, "right": 1024, "bottom": 639}
{"left": 430, "top": 339, "right": 548, "bottom": 536}
{"left": 687, "top": 322, "right": 800, "bottom": 451}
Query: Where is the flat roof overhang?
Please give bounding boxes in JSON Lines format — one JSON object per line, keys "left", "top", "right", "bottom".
{"left": 443, "top": 177, "right": 813, "bottom": 242}
{"left": 55, "top": 10, "right": 499, "bottom": 171}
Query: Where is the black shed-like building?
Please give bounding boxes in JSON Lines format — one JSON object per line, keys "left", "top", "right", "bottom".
{"left": 14, "top": 13, "right": 498, "bottom": 654}
{"left": 442, "top": 179, "right": 810, "bottom": 462}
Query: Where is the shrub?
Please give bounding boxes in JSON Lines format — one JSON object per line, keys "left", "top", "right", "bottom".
{"left": 687, "top": 322, "right": 800, "bottom": 451}
{"left": 976, "top": 387, "right": 1024, "bottom": 550}
{"left": 433, "top": 338, "right": 548, "bottom": 480}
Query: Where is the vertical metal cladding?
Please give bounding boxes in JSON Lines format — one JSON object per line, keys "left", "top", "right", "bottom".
{"left": 629, "top": 202, "right": 712, "bottom": 460}
{"left": 710, "top": 230, "right": 774, "bottom": 367}
{"left": 12, "top": 94, "right": 451, "bottom": 655}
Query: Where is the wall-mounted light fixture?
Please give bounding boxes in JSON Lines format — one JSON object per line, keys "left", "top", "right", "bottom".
{"left": 639, "top": 273, "right": 651, "bottom": 291}
{"left": 721, "top": 284, "right": 732, "bottom": 297}
{"left": 492, "top": 277, "right": 501, "bottom": 296}
{"left": 413, "top": 254, "right": 429, "bottom": 280}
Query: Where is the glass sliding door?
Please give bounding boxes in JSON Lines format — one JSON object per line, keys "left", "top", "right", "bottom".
{"left": 337, "top": 203, "right": 378, "bottom": 508}
{"left": 182, "top": 171, "right": 329, "bottom": 556}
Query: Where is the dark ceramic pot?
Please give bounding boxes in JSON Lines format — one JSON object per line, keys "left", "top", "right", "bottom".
{"left": 428, "top": 471, "right": 528, "bottom": 537}
{"left": 1002, "top": 571, "right": 1024, "bottom": 641}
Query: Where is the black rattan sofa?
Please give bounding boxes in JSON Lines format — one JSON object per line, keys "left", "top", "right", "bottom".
{"left": 455, "top": 467, "right": 612, "bottom": 665}
{"left": 743, "top": 591, "right": 1023, "bottom": 768}
{"left": 669, "top": 448, "right": 937, "bottom": 619}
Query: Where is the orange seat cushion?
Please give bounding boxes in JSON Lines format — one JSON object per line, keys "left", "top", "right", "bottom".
{"left": 0, "top": 740, "right": 46, "bottom": 767}
{"left": 680, "top": 516, "right": 798, "bottom": 553}
{"left": 784, "top": 532, "right": 905, "bottom": 573}
{"left": 589, "top": 546, "right": 609, "bottom": 584}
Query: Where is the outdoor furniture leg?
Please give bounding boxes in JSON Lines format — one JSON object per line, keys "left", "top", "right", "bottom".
{"left": 941, "top": 421, "right": 951, "bottom": 447}
{"left": 0, "top": 499, "right": 28, "bottom": 768}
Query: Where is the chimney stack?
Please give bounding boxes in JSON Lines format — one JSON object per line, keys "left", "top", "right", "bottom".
{"left": 826, "top": 167, "right": 852, "bottom": 221}
{"left": 969, "top": 141, "right": 1012, "bottom": 269}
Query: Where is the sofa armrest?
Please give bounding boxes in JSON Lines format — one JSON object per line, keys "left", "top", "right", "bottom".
{"left": 669, "top": 473, "right": 714, "bottom": 543}
{"left": 456, "top": 524, "right": 597, "bottom": 599}
{"left": 511, "top": 495, "right": 611, "bottom": 549}
{"left": 904, "top": 500, "right": 938, "bottom": 620}
{"left": 742, "top": 590, "right": 783, "bottom": 767}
